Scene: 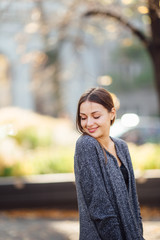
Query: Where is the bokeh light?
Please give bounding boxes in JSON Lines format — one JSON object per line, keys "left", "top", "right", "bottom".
{"left": 121, "top": 113, "right": 140, "bottom": 127}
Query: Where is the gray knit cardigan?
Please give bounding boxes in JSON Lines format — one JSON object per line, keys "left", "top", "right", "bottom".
{"left": 74, "top": 134, "right": 144, "bottom": 240}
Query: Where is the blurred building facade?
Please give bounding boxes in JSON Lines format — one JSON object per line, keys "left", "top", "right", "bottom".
{"left": 0, "top": 0, "right": 158, "bottom": 119}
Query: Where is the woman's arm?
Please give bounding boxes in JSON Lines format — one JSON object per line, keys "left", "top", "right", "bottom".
{"left": 75, "top": 136, "right": 123, "bottom": 240}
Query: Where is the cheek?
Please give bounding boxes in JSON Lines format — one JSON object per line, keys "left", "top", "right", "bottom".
{"left": 80, "top": 120, "right": 85, "bottom": 129}
{"left": 100, "top": 118, "right": 110, "bottom": 127}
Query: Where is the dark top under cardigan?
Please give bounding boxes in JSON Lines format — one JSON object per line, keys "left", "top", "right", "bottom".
{"left": 120, "top": 163, "right": 129, "bottom": 190}
{"left": 74, "top": 134, "right": 144, "bottom": 240}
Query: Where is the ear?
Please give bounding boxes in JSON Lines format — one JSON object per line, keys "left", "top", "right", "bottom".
{"left": 110, "top": 107, "right": 116, "bottom": 120}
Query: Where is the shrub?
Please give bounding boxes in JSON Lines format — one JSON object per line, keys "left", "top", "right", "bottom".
{"left": 128, "top": 143, "right": 160, "bottom": 170}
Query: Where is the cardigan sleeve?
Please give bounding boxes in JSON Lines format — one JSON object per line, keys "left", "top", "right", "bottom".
{"left": 75, "top": 137, "right": 123, "bottom": 240}
{"left": 122, "top": 140, "right": 144, "bottom": 237}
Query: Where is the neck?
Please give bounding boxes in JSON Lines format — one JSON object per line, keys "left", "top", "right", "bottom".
{"left": 97, "top": 136, "right": 112, "bottom": 150}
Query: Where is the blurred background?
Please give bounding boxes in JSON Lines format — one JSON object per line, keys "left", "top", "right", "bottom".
{"left": 0, "top": 0, "right": 160, "bottom": 239}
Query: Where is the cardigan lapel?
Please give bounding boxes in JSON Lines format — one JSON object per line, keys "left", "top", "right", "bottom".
{"left": 110, "top": 136, "right": 128, "bottom": 167}
{"left": 109, "top": 137, "right": 136, "bottom": 204}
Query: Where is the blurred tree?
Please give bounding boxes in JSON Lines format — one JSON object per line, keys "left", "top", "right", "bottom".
{"left": 32, "top": 1, "right": 63, "bottom": 117}
{"left": 30, "top": 0, "right": 81, "bottom": 117}
{"left": 29, "top": 0, "right": 160, "bottom": 115}
{"left": 108, "top": 43, "right": 154, "bottom": 91}
{"left": 1, "top": 0, "right": 159, "bottom": 116}
{"left": 83, "top": 0, "right": 160, "bottom": 115}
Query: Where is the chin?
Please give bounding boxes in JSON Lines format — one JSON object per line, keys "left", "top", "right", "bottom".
{"left": 88, "top": 132, "right": 100, "bottom": 139}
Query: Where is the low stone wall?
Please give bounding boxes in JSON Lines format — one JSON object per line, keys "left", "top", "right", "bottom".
{"left": 0, "top": 171, "right": 160, "bottom": 209}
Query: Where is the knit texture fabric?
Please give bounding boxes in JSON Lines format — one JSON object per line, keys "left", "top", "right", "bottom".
{"left": 74, "top": 134, "right": 144, "bottom": 240}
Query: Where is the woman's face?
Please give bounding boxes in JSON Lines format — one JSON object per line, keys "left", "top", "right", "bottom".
{"left": 80, "top": 101, "right": 115, "bottom": 141}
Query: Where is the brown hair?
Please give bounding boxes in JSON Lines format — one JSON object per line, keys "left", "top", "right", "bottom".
{"left": 76, "top": 87, "right": 116, "bottom": 134}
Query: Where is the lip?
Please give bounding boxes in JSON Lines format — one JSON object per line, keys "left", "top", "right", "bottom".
{"left": 87, "top": 127, "right": 98, "bottom": 133}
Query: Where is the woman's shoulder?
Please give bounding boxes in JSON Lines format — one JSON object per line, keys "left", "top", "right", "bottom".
{"left": 76, "top": 134, "right": 98, "bottom": 147}
{"left": 74, "top": 135, "right": 100, "bottom": 166}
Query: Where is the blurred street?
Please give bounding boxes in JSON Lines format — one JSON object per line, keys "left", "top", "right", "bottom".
{"left": 0, "top": 208, "right": 160, "bottom": 240}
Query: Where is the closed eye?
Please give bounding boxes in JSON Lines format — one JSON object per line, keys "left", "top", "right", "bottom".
{"left": 94, "top": 116, "right": 100, "bottom": 119}
{"left": 80, "top": 117, "right": 87, "bottom": 120}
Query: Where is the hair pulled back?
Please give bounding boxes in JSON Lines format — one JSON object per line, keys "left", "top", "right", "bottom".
{"left": 76, "top": 87, "right": 115, "bottom": 134}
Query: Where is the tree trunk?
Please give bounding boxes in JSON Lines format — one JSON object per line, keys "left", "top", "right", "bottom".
{"left": 148, "top": 47, "right": 160, "bottom": 115}
{"left": 148, "top": 0, "right": 160, "bottom": 115}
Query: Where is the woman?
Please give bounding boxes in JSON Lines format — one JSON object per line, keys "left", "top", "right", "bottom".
{"left": 74, "top": 87, "right": 144, "bottom": 240}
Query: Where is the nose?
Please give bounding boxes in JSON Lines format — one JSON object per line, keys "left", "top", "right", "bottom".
{"left": 86, "top": 117, "right": 94, "bottom": 127}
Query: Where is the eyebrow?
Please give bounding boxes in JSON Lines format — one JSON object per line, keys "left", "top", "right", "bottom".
{"left": 80, "top": 111, "right": 100, "bottom": 115}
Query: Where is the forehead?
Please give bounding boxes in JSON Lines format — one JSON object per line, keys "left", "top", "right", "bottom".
{"left": 80, "top": 101, "right": 106, "bottom": 114}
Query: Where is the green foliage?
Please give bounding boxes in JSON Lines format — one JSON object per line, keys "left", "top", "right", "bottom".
{"left": 12, "top": 127, "right": 52, "bottom": 149}
{"left": 31, "top": 146, "right": 74, "bottom": 174}
{"left": 0, "top": 122, "right": 75, "bottom": 177}
{"left": 128, "top": 143, "right": 160, "bottom": 170}
{"left": 0, "top": 145, "right": 74, "bottom": 177}
{"left": 116, "top": 44, "right": 148, "bottom": 59}
{"left": 1, "top": 167, "right": 13, "bottom": 177}
{"left": 0, "top": 121, "right": 159, "bottom": 177}
{"left": 108, "top": 42, "right": 154, "bottom": 92}
{"left": 0, "top": 107, "right": 77, "bottom": 177}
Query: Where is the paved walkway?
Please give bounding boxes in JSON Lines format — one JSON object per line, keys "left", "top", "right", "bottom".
{"left": 0, "top": 211, "right": 160, "bottom": 240}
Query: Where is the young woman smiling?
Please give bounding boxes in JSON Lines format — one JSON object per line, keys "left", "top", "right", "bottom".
{"left": 74, "top": 87, "right": 144, "bottom": 240}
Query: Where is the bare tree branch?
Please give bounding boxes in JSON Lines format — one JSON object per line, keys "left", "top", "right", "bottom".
{"left": 83, "top": 9, "right": 150, "bottom": 48}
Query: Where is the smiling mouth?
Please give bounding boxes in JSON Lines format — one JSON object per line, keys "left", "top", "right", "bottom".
{"left": 87, "top": 127, "right": 98, "bottom": 133}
